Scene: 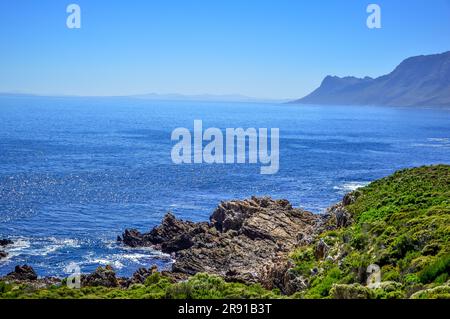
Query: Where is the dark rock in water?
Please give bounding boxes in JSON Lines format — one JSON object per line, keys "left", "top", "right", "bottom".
{"left": 119, "top": 229, "right": 149, "bottom": 248}
{"left": 0, "top": 239, "right": 13, "bottom": 260}
{"left": 120, "top": 213, "right": 210, "bottom": 253}
{"left": 81, "top": 265, "right": 119, "bottom": 288}
{"left": 147, "top": 212, "right": 197, "bottom": 244}
{"left": 120, "top": 196, "right": 325, "bottom": 286}
{"left": 7, "top": 265, "right": 38, "bottom": 281}
{"left": 0, "top": 239, "right": 13, "bottom": 247}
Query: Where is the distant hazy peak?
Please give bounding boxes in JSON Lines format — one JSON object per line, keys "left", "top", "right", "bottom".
{"left": 292, "top": 51, "right": 450, "bottom": 107}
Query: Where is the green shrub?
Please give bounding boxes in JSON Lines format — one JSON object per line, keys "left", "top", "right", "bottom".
{"left": 303, "top": 268, "right": 342, "bottom": 298}
{"left": 2, "top": 165, "right": 449, "bottom": 300}
{"left": 419, "top": 254, "right": 450, "bottom": 284}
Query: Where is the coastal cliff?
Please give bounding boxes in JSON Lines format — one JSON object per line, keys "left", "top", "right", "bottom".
{"left": 1, "top": 165, "right": 449, "bottom": 299}
{"left": 291, "top": 51, "right": 450, "bottom": 107}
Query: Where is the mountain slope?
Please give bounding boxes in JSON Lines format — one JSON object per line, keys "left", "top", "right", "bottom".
{"left": 291, "top": 165, "right": 450, "bottom": 299}
{"left": 292, "top": 51, "right": 450, "bottom": 107}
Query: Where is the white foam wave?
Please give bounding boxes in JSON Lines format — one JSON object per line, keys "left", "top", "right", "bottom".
{"left": 2, "top": 236, "right": 81, "bottom": 258}
{"left": 334, "top": 181, "right": 369, "bottom": 193}
{"left": 79, "top": 251, "right": 171, "bottom": 270}
{"left": 83, "top": 258, "right": 125, "bottom": 269}
{"left": 412, "top": 137, "right": 450, "bottom": 148}
{"left": 169, "top": 203, "right": 204, "bottom": 210}
{"left": 2, "top": 238, "right": 31, "bottom": 258}
{"left": 427, "top": 137, "right": 450, "bottom": 143}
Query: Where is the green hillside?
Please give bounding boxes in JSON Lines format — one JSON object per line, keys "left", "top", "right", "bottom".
{"left": 1, "top": 165, "right": 449, "bottom": 299}
{"left": 291, "top": 165, "right": 450, "bottom": 299}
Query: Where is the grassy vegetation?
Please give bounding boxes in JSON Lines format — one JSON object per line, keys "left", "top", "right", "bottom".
{"left": 1, "top": 165, "right": 449, "bottom": 299}
{"left": 290, "top": 165, "right": 450, "bottom": 299}
{"left": 0, "top": 272, "right": 282, "bottom": 299}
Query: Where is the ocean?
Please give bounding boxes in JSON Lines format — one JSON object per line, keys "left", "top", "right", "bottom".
{"left": 1, "top": 95, "right": 449, "bottom": 277}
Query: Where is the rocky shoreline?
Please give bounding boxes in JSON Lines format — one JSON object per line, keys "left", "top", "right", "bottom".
{"left": 118, "top": 196, "right": 337, "bottom": 292}
{"left": 0, "top": 196, "right": 340, "bottom": 291}
{"left": 1, "top": 165, "right": 448, "bottom": 299}
{"left": 1, "top": 196, "right": 350, "bottom": 294}
{"left": 0, "top": 239, "right": 13, "bottom": 260}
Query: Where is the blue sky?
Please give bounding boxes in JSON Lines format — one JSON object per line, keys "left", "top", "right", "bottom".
{"left": 0, "top": 0, "right": 449, "bottom": 99}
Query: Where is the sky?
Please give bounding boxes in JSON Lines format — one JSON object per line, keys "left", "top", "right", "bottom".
{"left": 0, "top": 0, "right": 449, "bottom": 99}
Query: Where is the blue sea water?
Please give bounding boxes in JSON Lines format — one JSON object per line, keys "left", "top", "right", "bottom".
{"left": 0, "top": 96, "right": 450, "bottom": 277}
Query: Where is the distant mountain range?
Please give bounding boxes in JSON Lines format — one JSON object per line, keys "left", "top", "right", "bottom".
{"left": 0, "top": 92, "right": 288, "bottom": 104}
{"left": 132, "top": 93, "right": 289, "bottom": 103}
{"left": 291, "top": 51, "right": 450, "bottom": 107}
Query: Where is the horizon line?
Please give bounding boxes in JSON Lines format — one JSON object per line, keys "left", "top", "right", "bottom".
{"left": 0, "top": 91, "right": 295, "bottom": 103}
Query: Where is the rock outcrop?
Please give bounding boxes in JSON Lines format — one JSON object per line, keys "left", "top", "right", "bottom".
{"left": 314, "top": 239, "right": 329, "bottom": 260}
{"left": 81, "top": 265, "right": 119, "bottom": 288}
{"left": 322, "top": 193, "right": 355, "bottom": 230}
{"left": 0, "top": 239, "right": 12, "bottom": 260}
{"left": 6, "top": 265, "right": 38, "bottom": 281}
{"left": 129, "top": 265, "right": 158, "bottom": 285}
{"left": 0, "top": 239, "right": 13, "bottom": 247}
{"left": 120, "top": 197, "right": 325, "bottom": 289}
{"left": 1, "top": 264, "right": 63, "bottom": 290}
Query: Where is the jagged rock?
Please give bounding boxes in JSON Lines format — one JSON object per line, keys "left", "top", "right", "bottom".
{"left": 323, "top": 191, "right": 360, "bottom": 229}
{"left": 148, "top": 212, "right": 200, "bottom": 244}
{"left": 314, "top": 239, "right": 329, "bottom": 260}
{"left": 260, "top": 257, "right": 289, "bottom": 292}
{"left": 119, "top": 213, "right": 209, "bottom": 253}
{"left": 260, "top": 258, "right": 309, "bottom": 294}
{"left": 0, "top": 239, "right": 13, "bottom": 247}
{"left": 326, "top": 202, "right": 352, "bottom": 228}
{"left": 130, "top": 265, "right": 158, "bottom": 285}
{"left": 6, "top": 265, "right": 38, "bottom": 281}
{"left": 160, "top": 270, "right": 189, "bottom": 282}
{"left": 283, "top": 270, "right": 308, "bottom": 295}
{"left": 0, "top": 251, "right": 8, "bottom": 259}
{"left": 81, "top": 265, "right": 119, "bottom": 288}
{"left": 1, "top": 265, "right": 63, "bottom": 289}
{"left": 119, "top": 229, "right": 149, "bottom": 248}
{"left": 120, "top": 197, "right": 322, "bottom": 285}
{"left": 210, "top": 198, "right": 292, "bottom": 233}
{"left": 342, "top": 190, "right": 361, "bottom": 206}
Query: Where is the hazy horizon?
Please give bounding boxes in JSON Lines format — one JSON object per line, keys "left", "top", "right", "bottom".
{"left": 1, "top": 0, "right": 449, "bottom": 99}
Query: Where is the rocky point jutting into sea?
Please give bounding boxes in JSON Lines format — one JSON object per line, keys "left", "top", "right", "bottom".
{"left": 1, "top": 196, "right": 346, "bottom": 293}
{"left": 117, "top": 196, "right": 342, "bottom": 292}
{"left": 1, "top": 165, "right": 449, "bottom": 299}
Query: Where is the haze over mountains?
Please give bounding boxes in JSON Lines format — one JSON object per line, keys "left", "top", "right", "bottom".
{"left": 132, "top": 93, "right": 289, "bottom": 103}
{"left": 2, "top": 52, "right": 449, "bottom": 107}
{"left": 292, "top": 51, "right": 450, "bottom": 107}
{"left": 0, "top": 92, "right": 288, "bottom": 104}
